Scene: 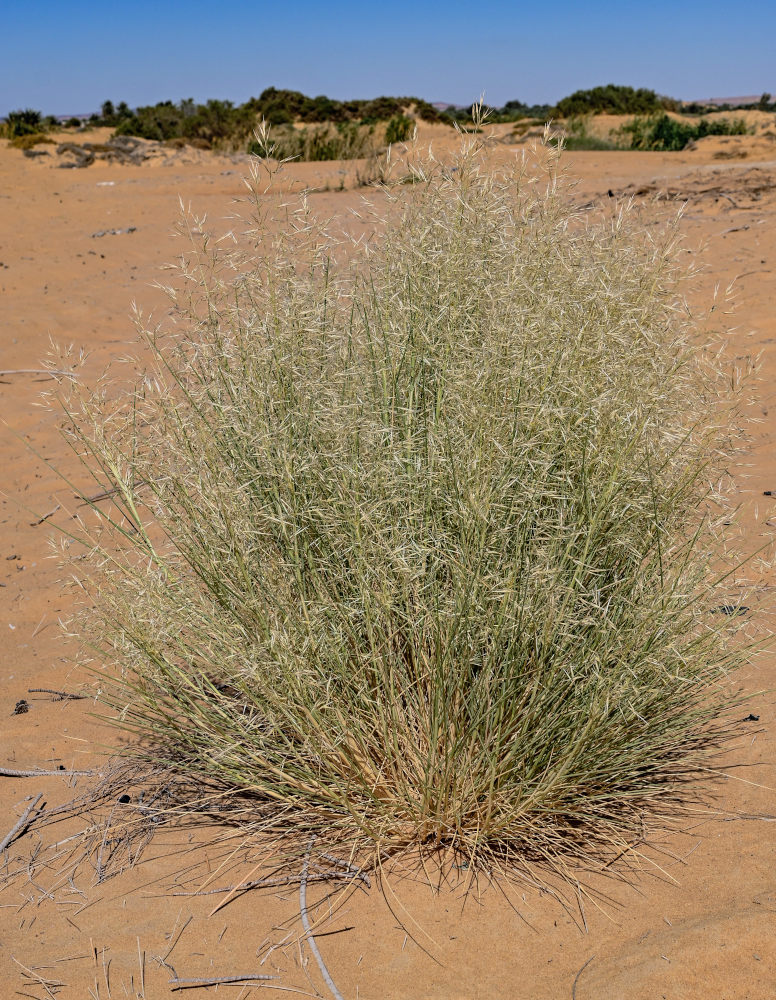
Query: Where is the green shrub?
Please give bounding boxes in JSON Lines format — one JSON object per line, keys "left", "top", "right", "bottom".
{"left": 385, "top": 114, "right": 413, "bottom": 144}
{"left": 445, "top": 101, "right": 554, "bottom": 126}
{"left": 411, "top": 98, "right": 446, "bottom": 123}
{"left": 114, "top": 100, "right": 184, "bottom": 142}
{"left": 248, "top": 121, "right": 377, "bottom": 161}
{"left": 60, "top": 136, "right": 752, "bottom": 874}
{"left": 108, "top": 91, "right": 446, "bottom": 150}
{"left": 359, "top": 95, "right": 405, "bottom": 122}
{"left": 556, "top": 84, "right": 667, "bottom": 117}
{"left": 621, "top": 114, "right": 750, "bottom": 151}
{"left": 5, "top": 108, "right": 44, "bottom": 137}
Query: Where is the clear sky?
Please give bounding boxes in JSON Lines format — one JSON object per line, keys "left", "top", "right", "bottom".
{"left": 2, "top": 0, "right": 775, "bottom": 117}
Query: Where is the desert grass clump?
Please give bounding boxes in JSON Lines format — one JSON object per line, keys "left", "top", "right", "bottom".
{"left": 57, "top": 133, "right": 753, "bottom": 876}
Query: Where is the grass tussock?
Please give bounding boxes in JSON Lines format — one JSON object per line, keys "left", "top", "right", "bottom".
{"left": 56, "top": 132, "right": 756, "bottom": 877}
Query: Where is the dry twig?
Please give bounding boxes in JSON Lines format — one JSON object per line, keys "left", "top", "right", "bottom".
{"left": 0, "top": 369, "right": 78, "bottom": 379}
{"left": 77, "top": 479, "right": 149, "bottom": 505}
{"left": 571, "top": 955, "right": 596, "bottom": 999}
{"left": 29, "top": 504, "right": 62, "bottom": 526}
{"left": 28, "top": 688, "right": 89, "bottom": 701}
{"left": 169, "top": 974, "right": 277, "bottom": 990}
{"left": 0, "top": 794, "right": 43, "bottom": 853}
{"left": 0, "top": 767, "right": 96, "bottom": 777}
{"left": 300, "top": 835, "right": 346, "bottom": 1000}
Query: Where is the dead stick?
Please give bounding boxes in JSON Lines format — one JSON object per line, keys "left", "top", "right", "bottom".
{"left": 30, "top": 504, "right": 61, "bottom": 526}
{"left": 319, "top": 853, "right": 370, "bottom": 887}
{"left": 1, "top": 794, "right": 43, "bottom": 853}
{"left": 28, "top": 689, "right": 89, "bottom": 701}
{"left": 77, "top": 479, "right": 149, "bottom": 505}
{"left": 571, "top": 955, "right": 596, "bottom": 1000}
{"left": 169, "top": 974, "right": 277, "bottom": 990}
{"left": 0, "top": 369, "right": 78, "bottom": 378}
{"left": 301, "top": 835, "right": 346, "bottom": 1000}
{"left": 0, "top": 767, "right": 96, "bottom": 777}
{"left": 162, "top": 914, "right": 192, "bottom": 962}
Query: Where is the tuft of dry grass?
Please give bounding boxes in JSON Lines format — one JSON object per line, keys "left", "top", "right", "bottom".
{"left": 52, "top": 129, "right": 759, "bottom": 880}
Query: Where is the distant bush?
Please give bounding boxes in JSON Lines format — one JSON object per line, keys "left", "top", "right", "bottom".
{"left": 249, "top": 121, "right": 377, "bottom": 161}
{"left": 114, "top": 101, "right": 186, "bottom": 142}
{"left": 621, "top": 114, "right": 750, "bottom": 151}
{"left": 385, "top": 114, "right": 413, "bottom": 144}
{"left": 682, "top": 102, "right": 715, "bottom": 116}
{"left": 105, "top": 90, "right": 452, "bottom": 151}
{"left": 5, "top": 108, "right": 44, "bottom": 138}
{"left": 411, "top": 98, "right": 446, "bottom": 123}
{"left": 359, "top": 95, "right": 405, "bottom": 122}
{"left": 556, "top": 85, "right": 667, "bottom": 117}
{"left": 243, "top": 89, "right": 448, "bottom": 128}
{"left": 445, "top": 101, "right": 554, "bottom": 125}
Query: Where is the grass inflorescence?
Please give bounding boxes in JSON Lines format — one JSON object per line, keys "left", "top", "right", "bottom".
{"left": 56, "top": 131, "right": 756, "bottom": 879}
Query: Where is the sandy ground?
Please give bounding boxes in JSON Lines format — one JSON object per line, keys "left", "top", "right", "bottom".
{"left": 1, "top": 127, "right": 776, "bottom": 999}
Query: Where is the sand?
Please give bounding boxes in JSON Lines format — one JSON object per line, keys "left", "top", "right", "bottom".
{"left": 1, "top": 127, "right": 775, "bottom": 999}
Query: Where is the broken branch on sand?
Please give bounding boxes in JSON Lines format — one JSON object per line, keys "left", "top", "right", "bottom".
{"left": 27, "top": 688, "right": 89, "bottom": 701}
{"left": 169, "top": 974, "right": 277, "bottom": 990}
{"left": 718, "top": 224, "right": 751, "bottom": 235}
{"left": 0, "top": 793, "right": 43, "bottom": 853}
{"left": 300, "top": 835, "right": 346, "bottom": 1000}
{"left": 571, "top": 955, "right": 596, "bottom": 1000}
{"left": 0, "top": 369, "right": 79, "bottom": 379}
{"left": 76, "top": 479, "right": 150, "bottom": 505}
{"left": 0, "top": 766, "right": 97, "bottom": 778}
{"left": 29, "top": 503, "right": 62, "bottom": 526}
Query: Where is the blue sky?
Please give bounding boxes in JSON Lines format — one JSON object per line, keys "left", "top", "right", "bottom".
{"left": 3, "top": 0, "right": 775, "bottom": 116}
